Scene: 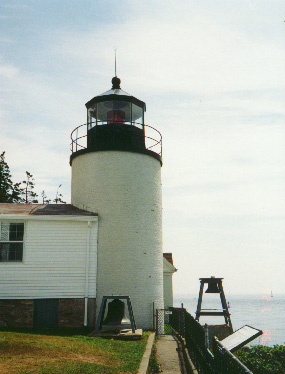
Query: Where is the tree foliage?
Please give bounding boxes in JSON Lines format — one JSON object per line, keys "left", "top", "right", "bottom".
{"left": 22, "top": 171, "right": 38, "bottom": 203}
{"left": 54, "top": 184, "right": 66, "bottom": 204}
{"left": 0, "top": 152, "right": 23, "bottom": 203}
{"left": 41, "top": 190, "right": 51, "bottom": 204}
{"left": 0, "top": 151, "right": 66, "bottom": 204}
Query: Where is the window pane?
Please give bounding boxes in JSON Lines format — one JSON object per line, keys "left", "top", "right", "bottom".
{"left": 11, "top": 243, "right": 23, "bottom": 261}
{"left": 87, "top": 105, "right": 97, "bottom": 129}
{"left": 132, "top": 104, "right": 143, "bottom": 126}
{"left": 0, "top": 242, "right": 23, "bottom": 262}
{"left": 0, "top": 243, "right": 10, "bottom": 261}
{"left": 9, "top": 223, "right": 24, "bottom": 241}
{"left": 0, "top": 223, "right": 9, "bottom": 241}
{"left": 114, "top": 101, "right": 131, "bottom": 122}
{"left": 97, "top": 101, "right": 113, "bottom": 123}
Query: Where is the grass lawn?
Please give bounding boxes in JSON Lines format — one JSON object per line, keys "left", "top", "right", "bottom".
{"left": 0, "top": 328, "right": 150, "bottom": 374}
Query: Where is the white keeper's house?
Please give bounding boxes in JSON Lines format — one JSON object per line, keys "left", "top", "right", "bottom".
{"left": 0, "top": 76, "right": 177, "bottom": 330}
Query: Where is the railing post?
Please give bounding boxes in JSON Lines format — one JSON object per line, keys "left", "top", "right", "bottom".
{"left": 153, "top": 302, "right": 155, "bottom": 331}
{"left": 181, "top": 307, "right": 185, "bottom": 338}
{"left": 205, "top": 323, "right": 209, "bottom": 349}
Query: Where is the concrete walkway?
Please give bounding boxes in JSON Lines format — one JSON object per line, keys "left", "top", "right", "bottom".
{"left": 156, "top": 335, "right": 185, "bottom": 374}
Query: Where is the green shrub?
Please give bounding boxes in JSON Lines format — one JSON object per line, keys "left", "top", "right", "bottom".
{"left": 235, "top": 344, "right": 285, "bottom": 374}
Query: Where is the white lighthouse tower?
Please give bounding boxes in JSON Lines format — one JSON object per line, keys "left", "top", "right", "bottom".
{"left": 70, "top": 76, "right": 163, "bottom": 328}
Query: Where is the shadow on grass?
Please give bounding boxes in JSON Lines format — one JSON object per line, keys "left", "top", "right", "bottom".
{"left": 0, "top": 328, "right": 151, "bottom": 374}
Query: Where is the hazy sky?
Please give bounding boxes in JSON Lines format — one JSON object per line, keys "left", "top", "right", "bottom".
{"left": 1, "top": 0, "right": 284, "bottom": 295}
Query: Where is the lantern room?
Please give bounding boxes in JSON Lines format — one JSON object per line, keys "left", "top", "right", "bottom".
{"left": 70, "top": 76, "right": 162, "bottom": 165}
{"left": 85, "top": 76, "right": 146, "bottom": 151}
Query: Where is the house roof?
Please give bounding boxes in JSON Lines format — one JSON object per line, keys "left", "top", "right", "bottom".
{"left": 163, "top": 253, "right": 177, "bottom": 273}
{"left": 163, "top": 253, "right": 174, "bottom": 265}
{"left": 0, "top": 204, "right": 98, "bottom": 216}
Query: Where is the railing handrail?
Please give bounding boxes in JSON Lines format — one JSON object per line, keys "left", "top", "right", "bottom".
{"left": 70, "top": 123, "right": 86, "bottom": 141}
{"left": 70, "top": 123, "right": 162, "bottom": 156}
{"left": 168, "top": 307, "right": 254, "bottom": 374}
{"left": 213, "top": 337, "right": 254, "bottom": 374}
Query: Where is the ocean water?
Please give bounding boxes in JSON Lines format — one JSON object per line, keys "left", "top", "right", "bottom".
{"left": 173, "top": 294, "right": 285, "bottom": 346}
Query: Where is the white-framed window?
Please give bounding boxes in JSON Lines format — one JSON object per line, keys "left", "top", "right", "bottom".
{"left": 0, "top": 222, "right": 24, "bottom": 262}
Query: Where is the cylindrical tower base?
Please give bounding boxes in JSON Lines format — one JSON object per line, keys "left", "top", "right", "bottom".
{"left": 71, "top": 150, "right": 163, "bottom": 329}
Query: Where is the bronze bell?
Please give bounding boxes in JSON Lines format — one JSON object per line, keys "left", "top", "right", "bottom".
{"left": 102, "top": 299, "right": 131, "bottom": 330}
{"left": 205, "top": 282, "right": 220, "bottom": 293}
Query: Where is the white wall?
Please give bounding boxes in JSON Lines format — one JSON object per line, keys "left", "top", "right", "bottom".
{"left": 163, "top": 274, "right": 173, "bottom": 309}
{"left": 71, "top": 151, "right": 164, "bottom": 329}
{"left": 0, "top": 218, "right": 98, "bottom": 299}
{"left": 163, "top": 257, "right": 176, "bottom": 308}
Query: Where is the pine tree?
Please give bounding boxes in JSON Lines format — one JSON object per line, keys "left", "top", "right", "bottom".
{"left": 1, "top": 151, "right": 66, "bottom": 205}
{"left": 41, "top": 190, "right": 51, "bottom": 204}
{"left": 0, "top": 152, "right": 23, "bottom": 203}
{"left": 54, "top": 184, "right": 66, "bottom": 204}
{"left": 22, "top": 171, "right": 38, "bottom": 203}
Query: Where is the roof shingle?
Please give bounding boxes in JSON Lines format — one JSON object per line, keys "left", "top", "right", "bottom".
{"left": 0, "top": 204, "right": 97, "bottom": 216}
{"left": 163, "top": 253, "right": 173, "bottom": 265}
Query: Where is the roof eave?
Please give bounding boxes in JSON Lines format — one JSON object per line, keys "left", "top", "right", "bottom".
{"left": 0, "top": 214, "right": 98, "bottom": 221}
{"left": 85, "top": 94, "right": 146, "bottom": 110}
{"left": 163, "top": 257, "right": 177, "bottom": 273}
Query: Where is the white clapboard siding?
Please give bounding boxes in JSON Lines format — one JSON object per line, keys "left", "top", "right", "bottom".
{"left": 0, "top": 218, "right": 98, "bottom": 299}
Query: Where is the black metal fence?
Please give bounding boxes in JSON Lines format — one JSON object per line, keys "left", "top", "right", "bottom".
{"left": 169, "top": 308, "right": 215, "bottom": 373}
{"left": 168, "top": 307, "right": 253, "bottom": 374}
{"left": 168, "top": 307, "right": 185, "bottom": 336}
{"left": 212, "top": 338, "right": 253, "bottom": 374}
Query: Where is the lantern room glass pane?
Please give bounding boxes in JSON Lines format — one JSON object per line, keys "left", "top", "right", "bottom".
{"left": 97, "top": 101, "right": 113, "bottom": 124}
{"left": 132, "top": 104, "right": 143, "bottom": 127}
{"left": 114, "top": 101, "right": 131, "bottom": 123}
{"left": 87, "top": 104, "right": 97, "bottom": 129}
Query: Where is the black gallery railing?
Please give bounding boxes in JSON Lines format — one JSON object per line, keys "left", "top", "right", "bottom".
{"left": 168, "top": 307, "right": 253, "bottom": 374}
{"left": 70, "top": 123, "right": 162, "bottom": 157}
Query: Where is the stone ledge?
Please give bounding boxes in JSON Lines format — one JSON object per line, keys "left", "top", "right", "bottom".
{"left": 91, "top": 328, "right": 143, "bottom": 340}
{"left": 137, "top": 332, "right": 155, "bottom": 374}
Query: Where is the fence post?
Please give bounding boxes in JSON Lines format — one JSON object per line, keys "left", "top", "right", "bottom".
{"left": 153, "top": 302, "right": 155, "bottom": 331}
{"left": 205, "top": 323, "right": 209, "bottom": 349}
{"left": 155, "top": 309, "right": 158, "bottom": 335}
{"left": 181, "top": 307, "right": 185, "bottom": 338}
